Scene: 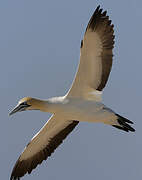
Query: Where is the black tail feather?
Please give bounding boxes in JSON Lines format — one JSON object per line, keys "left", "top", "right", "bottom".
{"left": 113, "top": 114, "right": 135, "bottom": 132}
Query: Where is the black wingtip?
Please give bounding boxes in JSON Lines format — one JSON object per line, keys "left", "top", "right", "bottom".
{"left": 96, "top": 5, "right": 100, "bottom": 10}
{"left": 10, "top": 176, "right": 20, "bottom": 180}
{"left": 10, "top": 175, "right": 20, "bottom": 180}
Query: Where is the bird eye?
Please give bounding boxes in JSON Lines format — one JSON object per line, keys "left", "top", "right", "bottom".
{"left": 20, "top": 102, "right": 28, "bottom": 106}
{"left": 20, "top": 101, "right": 31, "bottom": 107}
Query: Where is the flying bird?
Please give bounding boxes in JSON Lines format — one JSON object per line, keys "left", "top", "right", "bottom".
{"left": 9, "top": 6, "right": 135, "bottom": 180}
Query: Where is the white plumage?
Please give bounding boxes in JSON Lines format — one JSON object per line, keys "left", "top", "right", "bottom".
{"left": 9, "top": 6, "right": 135, "bottom": 180}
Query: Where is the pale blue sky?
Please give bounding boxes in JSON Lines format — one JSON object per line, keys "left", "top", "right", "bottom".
{"left": 1, "top": 0, "right": 142, "bottom": 179}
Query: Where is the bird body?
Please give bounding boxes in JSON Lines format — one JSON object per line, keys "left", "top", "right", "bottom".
{"left": 9, "top": 6, "right": 135, "bottom": 180}
{"left": 17, "top": 96, "right": 117, "bottom": 125}
{"left": 47, "top": 96, "right": 117, "bottom": 124}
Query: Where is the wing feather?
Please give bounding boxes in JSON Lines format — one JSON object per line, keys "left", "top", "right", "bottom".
{"left": 10, "top": 115, "right": 79, "bottom": 180}
{"left": 67, "top": 6, "right": 114, "bottom": 100}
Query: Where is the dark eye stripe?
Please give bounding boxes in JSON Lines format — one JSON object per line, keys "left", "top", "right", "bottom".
{"left": 20, "top": 102, "right": 28, "bottom": 105}
{"left": 20, "top": 102, "right": 31, "bottom": 107}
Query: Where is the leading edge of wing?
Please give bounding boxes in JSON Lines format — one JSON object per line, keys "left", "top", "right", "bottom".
{"left": 10, "top": 116, "right": 79, "bottom": 180}
{"left": 67, "top": 6, "right": 114, "bottom": 99}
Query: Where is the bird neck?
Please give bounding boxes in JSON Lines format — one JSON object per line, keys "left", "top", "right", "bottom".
{"left": 32, "top": 99, "right": 49, "bottom": 112}
{"left": 30, "top": 97, "right": 63, "bottom": 113}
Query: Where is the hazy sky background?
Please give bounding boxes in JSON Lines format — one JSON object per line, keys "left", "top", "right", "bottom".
{"left": 1, "top": 0, "right": 142, "bottom": 179}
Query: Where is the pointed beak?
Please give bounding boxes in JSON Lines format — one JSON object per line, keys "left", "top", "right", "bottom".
{"left": 9, "top": 105, "right": 22, "bottom": 116}
{"left": 9, "top": 103, "right": 30, "bottom": 116}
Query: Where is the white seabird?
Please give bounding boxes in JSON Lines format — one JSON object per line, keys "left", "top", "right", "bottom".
{"left": 9, "top": 5, "right": 135, "bottom": 180}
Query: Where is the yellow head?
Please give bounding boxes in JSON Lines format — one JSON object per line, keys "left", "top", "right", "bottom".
{"left": 9, "top": 97, "right": 45, "bottom": 116}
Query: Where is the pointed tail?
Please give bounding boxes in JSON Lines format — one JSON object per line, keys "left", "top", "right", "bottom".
{"left": 112, "top": 114, "right": 135, "bottom": 132}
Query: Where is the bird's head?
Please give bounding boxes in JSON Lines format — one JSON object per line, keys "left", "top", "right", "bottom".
{"left": 9, "top": 97, "right": 45, "bottom": 116}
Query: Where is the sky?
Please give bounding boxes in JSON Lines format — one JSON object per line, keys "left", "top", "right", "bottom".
{"left": 1, "top": 0, "right": 142, "bottom": 179}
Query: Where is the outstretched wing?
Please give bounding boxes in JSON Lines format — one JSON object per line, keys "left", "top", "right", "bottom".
{"left": 10, "top": 115, "right": 79, "bottom": 180}
{"left": 67, "top": 6, "right": 114, "bottom": 101}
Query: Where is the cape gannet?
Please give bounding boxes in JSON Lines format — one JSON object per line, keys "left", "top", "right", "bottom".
{"left": 9, "top": 6, "right": 135, "bottom": 180}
